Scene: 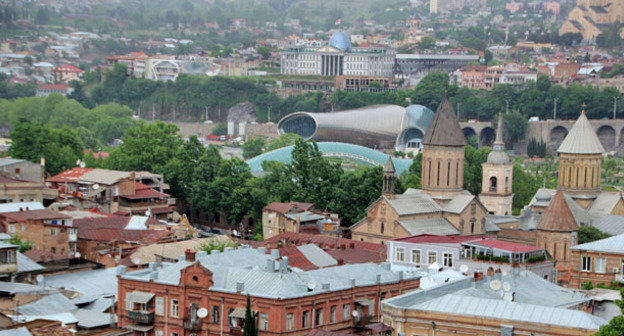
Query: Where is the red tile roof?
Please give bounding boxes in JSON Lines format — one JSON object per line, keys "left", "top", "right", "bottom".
{"left": 74, "top": 216, "right": 130, "bottom": 232}
{"left": 278, "top": 246, "right": 317, "bottom": 271}
{"left": 0, "top": 209, "right": 71, "bottom": 222}
{"left": 263, "top": 202, "right": 315, "bottom": 214}
{"left": 325, "top": 248, "right": 385, "bottom": 264}
{"left": 150, "top": 206, "right": 173, "bottom": 214}
{"left": 79, "top": 228, "right": 170, "bottom": 243}
{"left": 37, "top": 83, "right": 70, "bottom": 91}
{"left": 54, "top": 64, "right": 84, "bottom": 73}
{"left": 465, "top": 238, "right": 543, "bottom": 253}
{"left": 47, "top": 167, "right": 94, "bottom": 183}
{"left": 121, "top": 187, "right": 169, "bottom": 199}
{"left": 263, "top": 232, "right": 386, "bottom": 255}
{"left": 24, "top": 248, "right": 69, "bottom": 262}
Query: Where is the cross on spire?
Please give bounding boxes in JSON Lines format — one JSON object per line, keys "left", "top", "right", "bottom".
{"left": 581, "top": 102, "right": 587, "bottom": 114}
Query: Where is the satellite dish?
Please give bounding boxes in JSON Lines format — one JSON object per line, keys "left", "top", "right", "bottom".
{"left": 307, "top": 282, "right": 316, "bottom": 291}
{"left": 197, "top": 308, "right": 208, "bottom": 318}
{"left": 36, "top": 274, "right": 44, "bottom": 284}
{"left": 489, "top": 279, "right": 502, "bottom": 291}
{"left": 351, "top": 310, "right": 359, "bottom": 317}
{"left": 93, "top": 184, "right": 100, "bottom": 190}
{"left": 459, "top": 264, "right": 469, "bottom": 273}
{"left": 502, "top": 282, "right": 511, "bottom": 292}
{"left": 503, "top": 292, "right": 514, "bottom": 302}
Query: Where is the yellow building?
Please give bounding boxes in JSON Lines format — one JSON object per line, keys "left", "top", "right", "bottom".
{"left": 559, "top": 0, "right": 624, "bottom": 39}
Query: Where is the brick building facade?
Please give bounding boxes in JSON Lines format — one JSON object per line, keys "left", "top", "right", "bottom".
{"left": 117, "top": 248, "right": 420, "bottom": 336}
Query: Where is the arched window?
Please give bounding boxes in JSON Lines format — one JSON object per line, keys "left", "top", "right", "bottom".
{"left": 584, "top": 167, "right": 588, "bottom": 187}
{"left": 456, "top": 161, "right": 459, "bottom": 186}
{"left": 437, "top": 161, "right": 441, "bottom": 186}
{"left": 380, "top": 222, "right": 385, "bottom": 234}
{"left": 489, "top": 176, "right": 497, "bottom": 192}
{"left": 505, "top": 176, "right": 509, "bottom": 192}
{"left": 447, "top": 160, "right": 451, "bottom": 186}
{"left": 470, "top": 219, "right": 475, "bottom": 234}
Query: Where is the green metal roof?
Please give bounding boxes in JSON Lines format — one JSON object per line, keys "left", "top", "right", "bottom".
{"left": 246, "top": 142, "right": 413, "bottom": 175}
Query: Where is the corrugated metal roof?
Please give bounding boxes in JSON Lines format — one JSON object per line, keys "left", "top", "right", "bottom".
{"left": 45, "top": 267, "right": 119, "bottom": 301}
{"left": 589, "top": 192, "right": 621, "bottom": 214}
{"left": 80, "top": 169, "right": 132, "bottom": 185}
{"left": 411, "top": 294, "right": 606, "bottom": 330}
{"left": 443, "top": 193, "right": 474, "bottom": 214}
{"left": 571, "top": 233, "right": 624, "bottom": 253}
{"left": 17, "top": 252, "right": 44, "bottom": 273}
{"left": 122, "top": 247, "right": 418, "bottom": 299}
{"left": 384, "top": 191, "right": 442, "bottom": 216}
{"left": 0, "top": 327, "right": 32, "bottom": 336}
{"left": 72, "top": 309, "right": 116, "bottom": 329}
{"left": 590, "top": 215, "right": 624, "bottom": 236}
{"left": 17, "top": 293, "right": 76, "bottom": 315}
{"left": 398, "top": 218, "right": 459, "bottom": 236}
{"left": 296, "top": 244, "right": 337, "bottom": 268}
{"left": 557, "top": 113, "right": 604, "bottom": 154}
{"left": 0, "top": 202, "right": 44, "bottom": 213}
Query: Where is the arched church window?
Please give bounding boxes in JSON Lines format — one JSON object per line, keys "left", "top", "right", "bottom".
{"left": 489, "top": 176, "right": 497, "bottom": 192}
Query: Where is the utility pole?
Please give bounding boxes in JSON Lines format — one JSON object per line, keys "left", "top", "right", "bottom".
{"left": 614, "top": 96, "right": 618, "bottom": 120}
{"left": 505, "top": 99, "right": 510, "bottom": 114}
{"left": 553, "top": 98, "right": 558, "bottom": 120}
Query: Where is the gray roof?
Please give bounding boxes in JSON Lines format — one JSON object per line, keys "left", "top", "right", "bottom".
{"left": 0, "top": 327, "right": 31, "bottom": 336}
{"left": 73, "top": 309, "right": 116, "bottom": 329}
{"left": 384, "top": 190, "right": 442, "bottom": 216}
{"left": 0, "top": 202, "right": 44, "bottom": 213}
{"left": 45, "top": 267, "right": 119, "bottom": 301}
{"left": 590, "top": 215, "right": 624, "bottom": 236}
{"left": 572, "top": 233, "right": 624, "bottom": 253}
{"left": 16, "top": 292, "right": 76, "bottom": 315}
{"left": 384, "top": 269, "right": 604, "bottom": 331}
{"left": 122, "top": 247, "right": 419, "bottom": 299}
{"left": 423, "top": 96, "right": 466, "bottom": 147}
{"left": 80, "top": 169, "right": 132, "bottom": 185}
{"left": 17, "top": 252, "right": 44, "bottom": 273}
{"left": 285, "top": 211, "right": 325, "bottom": 222}
{"left": 296, "top": 244, "right": 337, "bottom": 268}
{"left": 443, "top": 193, "right": 474, "bottom": 214}
{"left": 0, "top": 158, "right": 26, "bottom": 167}
{"left": 411, "top": 294, "right": 605, "bottom": 330}
{"left": 398, "top": 218, "right": 460, "bottom": 236}
{"left": 0, "top": 282, "right": 57, "bottom": 295}
{"left": 557, "top": 113, "right": 605, "bottom": 154}
{"left": 589, "top": 192, "right": 622, "bottom": 214}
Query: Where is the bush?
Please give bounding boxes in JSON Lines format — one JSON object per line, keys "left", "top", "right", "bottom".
{"left": 526, "top": 255, "right": 546, "bottom": 263}
{"left": 476, "top": 254, "right": 509, "bottom": 263}
{"left": 581, "top": 281, "right": 594, "bottom": 290}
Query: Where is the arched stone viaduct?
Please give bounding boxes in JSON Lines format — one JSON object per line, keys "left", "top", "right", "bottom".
{"left": 459, "top": 119, "right": 624, "bottom": 154}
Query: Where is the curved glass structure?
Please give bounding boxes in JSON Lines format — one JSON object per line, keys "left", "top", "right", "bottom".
{"left": 279, "top": 113, "right": 317, "bottom": 139}
{"left": 278, "top": 104, "right": 435, "bottom": 150}
{"left": 329, "top": 31, "right": 351, "bottom": 52}
{"left": 246, "top": 142, "right": 413, "bottom": 175}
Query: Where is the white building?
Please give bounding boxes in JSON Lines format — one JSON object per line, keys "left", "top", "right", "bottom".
{"left": 280, "top": 31, "right": 395, "bottom": 78}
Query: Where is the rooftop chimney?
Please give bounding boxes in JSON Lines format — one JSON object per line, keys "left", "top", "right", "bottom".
{"left": 185, "top": 249, "right": 196, "bottom": 262}
{"left": 266, "top": 259, "right": 275, "bottom": 272}
{"left": 270, "top": 249, "right": 280, "bottom": 259}
{"left": 236, "top": 282, "right": 245, "bottom": 292}
{"left": 149, "top": 262, "right": 157, "bottom": 271}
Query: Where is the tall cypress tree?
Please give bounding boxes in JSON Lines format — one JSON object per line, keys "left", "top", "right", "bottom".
{"left": 242, "top": 294, "right": 257, "bottom": 336}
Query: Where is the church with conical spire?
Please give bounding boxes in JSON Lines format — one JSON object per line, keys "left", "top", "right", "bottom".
{"left": 350, "top": 95, "right": 491, "bottom": 244}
